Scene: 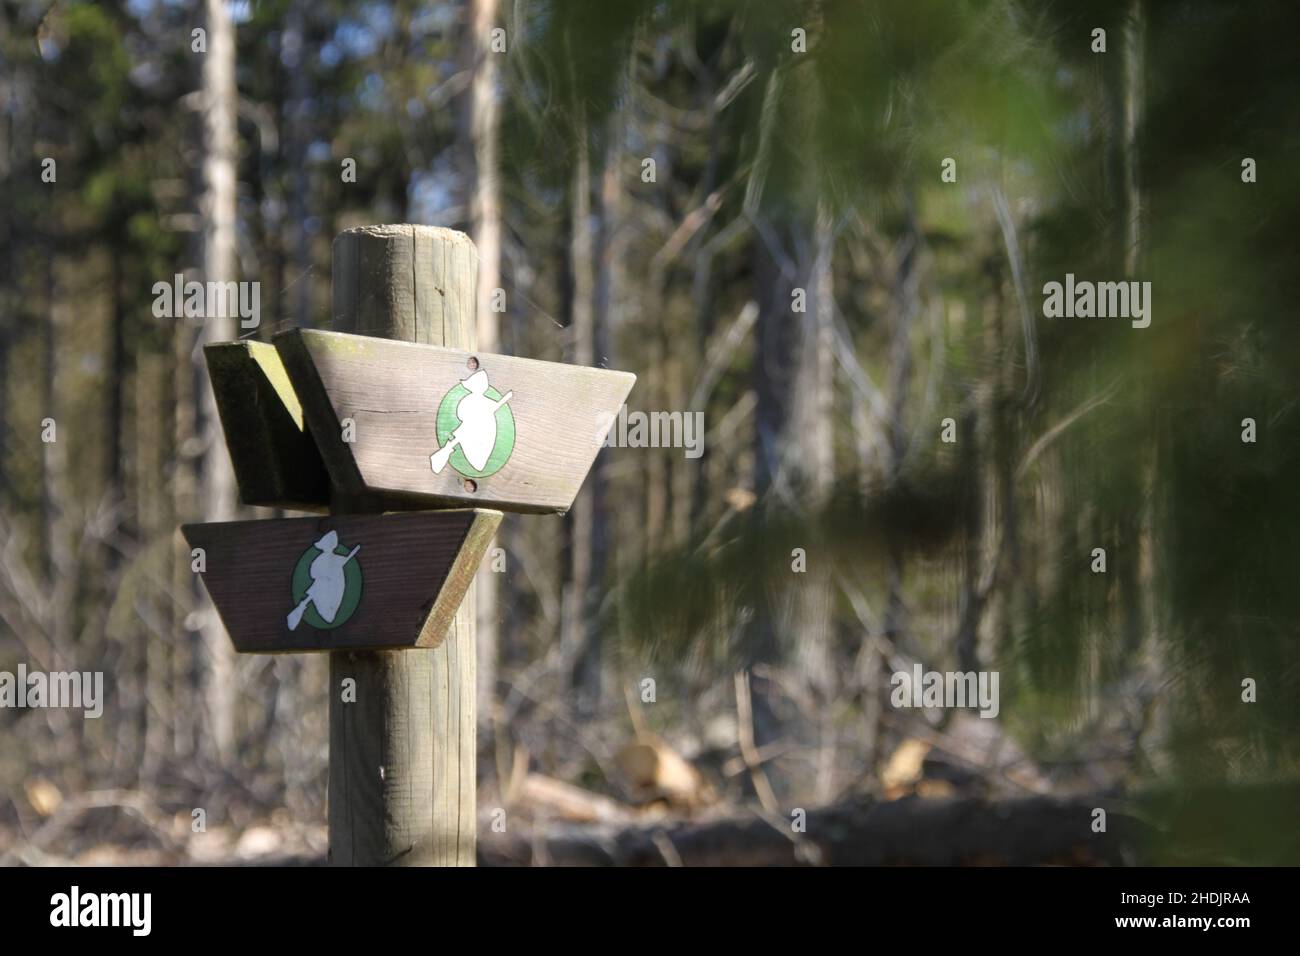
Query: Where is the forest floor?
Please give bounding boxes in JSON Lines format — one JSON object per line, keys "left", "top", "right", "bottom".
{"left": 0, "top": 814, "right": 328, "bottom": 866}
{"left": 0, "top": 786, "right": 1143, "bottom": 867}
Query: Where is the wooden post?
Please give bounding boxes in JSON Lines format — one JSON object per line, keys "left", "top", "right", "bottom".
{"left": 328, "top": 225, "right": 478, "bottom": 866}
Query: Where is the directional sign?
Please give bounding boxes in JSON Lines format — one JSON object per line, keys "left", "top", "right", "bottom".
{"left": 204, "top": 341, "right": 330, "bottom": 512}
{"left": 273, "top": 328, "right": 636, "bottom": 514}
{"left": 182, "top": 509, "right": 500, "bottom": 652}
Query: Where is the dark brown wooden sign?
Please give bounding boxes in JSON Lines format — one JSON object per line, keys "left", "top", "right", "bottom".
{"left": 182, "top": 509, "right": 500, "bottom": 652}
{"left": 273, "top": 328, "right": 635, "bottom": 514}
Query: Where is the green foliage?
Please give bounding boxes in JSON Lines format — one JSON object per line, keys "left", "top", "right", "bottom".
{"left": 620, "top": 471, "right": 966, "bottom": 671}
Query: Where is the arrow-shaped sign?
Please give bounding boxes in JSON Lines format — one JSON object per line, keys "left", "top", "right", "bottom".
{"left": 182, "top": 509, "right": 500, "bottom": 653}
{"left": 204, "top": 341, "right": 330, "bottom": 512}
{"left": 273, "top": 329, "right": 635, "bottom": 514}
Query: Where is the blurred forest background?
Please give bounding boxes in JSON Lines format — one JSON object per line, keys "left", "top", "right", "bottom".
{"left": 1, "top": 0, "right": 1298, "bottom": 865}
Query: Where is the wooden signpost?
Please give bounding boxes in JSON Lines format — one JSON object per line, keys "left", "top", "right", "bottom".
{"left": 182, "top": 224, "right": 634, "bottom": 865}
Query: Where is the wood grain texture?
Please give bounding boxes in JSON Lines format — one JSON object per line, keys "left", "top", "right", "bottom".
{"left": 181, "top": 509, "right": 499, "bottom": 652}
{"left": 274, "top": 328, "right": 635, "bottom": 514}
{"left": 330, "top": 224, "right": 478, "bottom": 343}
{"left": 203, "top": 341, "right": 329, "bottom": 511}
{"left": 327, "top": 225, "right": 479, "bottom": 867}
{"left": 325, "top": 628, "right": 475, "bottom": 866}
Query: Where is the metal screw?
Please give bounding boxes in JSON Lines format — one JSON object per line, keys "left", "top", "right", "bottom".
{"left": 467, "top": 356, "right": 480, "bottom": 370}
{"left": 463, "top": 478, "right": 477, "bottom": 493}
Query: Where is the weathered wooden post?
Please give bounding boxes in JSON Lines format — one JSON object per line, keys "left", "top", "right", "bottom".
{"left": 326, "top": 225, "right": 478, "bottom": 865}
{"left": 184, "top": 223, "right": 634, "bottom": 867}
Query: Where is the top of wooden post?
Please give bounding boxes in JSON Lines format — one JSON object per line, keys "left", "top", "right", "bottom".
{"left": 331, "top": 224, "right": 478, "bottom": 347}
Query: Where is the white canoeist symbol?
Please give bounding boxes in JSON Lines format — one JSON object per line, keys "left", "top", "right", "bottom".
{"left": 430, "top": 368, "right": 514, "bottom": 475}
{"left": 287, "top": 530, "right": 361, "bottom": 631}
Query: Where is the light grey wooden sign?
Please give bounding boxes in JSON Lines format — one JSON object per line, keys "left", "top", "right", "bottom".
{"left": 274, "top": 328, "right": 635, "bottom": 514}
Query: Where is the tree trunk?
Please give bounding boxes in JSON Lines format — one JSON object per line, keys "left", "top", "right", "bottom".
{"left": 42, "top": 257, "right": 73, "bottom": 659}
{"left": 561, "top": 110, "right": 607, "bottom": 716}
{"left": 0, "top": 59, "right": 13, "bottom": 515}
{"left": 468, "top": 0, "right": 502, "bottom": 727}
{"left": 284, "top": 0, "right": 312, "bottom": 325}
{"left": 196, "top": 0, "right": 240, "bottom": 763}
{"left": 790, "top": 208, "right": 836, "bottom": 706}
{"left": 107, "top": 241, "right": 130, "bottom": 548}
{"left": 746, "top": 214, "right": 802, "bottom": 753}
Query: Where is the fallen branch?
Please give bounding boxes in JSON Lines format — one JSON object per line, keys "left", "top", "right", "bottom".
{"left": 480, "top": 791, "right": 1147, "bottom": 867}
